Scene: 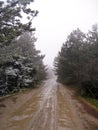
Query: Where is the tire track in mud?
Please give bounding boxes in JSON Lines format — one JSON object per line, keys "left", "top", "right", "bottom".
{"left": 58, "top": 84, "right": 98, "bottom": 130}
{"left": 6, "top": 79, "right": 58, "bottom": 130}
{"left": 7, "top": 87, "right": 45, "bottom": 130}
{"left": 7, "top": 84, "right": 54, "bottom": 130}
{"left": 0, "top": 87, "right": 44, "bottom": 130}
{"left": 1, "top": 78, "right": 98, "bottom": 130}
{"left": 72, "top": 93, "right": 98, "bottom": 130}
{"left": 57, "top": 85, "right": 82, "bottom": 130}
{"left": 27, "top": 79, "right": 58, "bottom": 130}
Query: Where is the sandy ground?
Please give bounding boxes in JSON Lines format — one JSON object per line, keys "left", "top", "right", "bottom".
{"left": 0, "top": 77, "right": 98, "bottom": 130}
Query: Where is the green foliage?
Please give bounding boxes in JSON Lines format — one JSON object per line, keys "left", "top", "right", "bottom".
{"left": 54, "top": 25, "right": 98, "bottom": 99}
{"left": 0, "top": 0, "right": 38, "bottom": 46}
{"left": 0, "top": 32, "right": 47, "bottom": 95}
{"left": 85, "top": 98, "right": 98, "bottom": 108}
{"left": 0, "top": 1, "right": 46, "bottom": 96}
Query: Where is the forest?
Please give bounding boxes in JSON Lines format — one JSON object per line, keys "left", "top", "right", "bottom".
{"left": 0, "top": 0, "right": 98, "bottom": 101}
{"left": 54, "top": 25, "right": 98, "bottom": 99}
{"left": 0, "top": 0, "right": 47, "bottom": 96}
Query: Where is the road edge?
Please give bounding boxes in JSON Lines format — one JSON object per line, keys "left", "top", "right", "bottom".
{"left": 78, "top": 97, "right": 98, "bottom": 118}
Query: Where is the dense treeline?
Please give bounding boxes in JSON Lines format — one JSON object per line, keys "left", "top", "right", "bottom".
{"left": 54, "top": 24, "right": 98, "bottom": 99}
{"left": 0, "top": 0, "right": 47, "bottom": 96}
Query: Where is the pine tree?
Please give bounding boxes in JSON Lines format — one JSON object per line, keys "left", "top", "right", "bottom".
{"left": 54, "top": 25, "right": 98, "bottom": 98}
{"left": 0, "top": 0, "right": 38, "bottom": 46}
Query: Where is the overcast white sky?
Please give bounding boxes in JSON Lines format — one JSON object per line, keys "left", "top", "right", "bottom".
{"left": 31, "top": 0, "right": 98, "bottom": 67}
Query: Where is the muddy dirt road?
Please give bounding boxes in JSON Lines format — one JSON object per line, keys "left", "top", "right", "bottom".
{"left": 0, "top": 77, "right": 98, "bottom": 130}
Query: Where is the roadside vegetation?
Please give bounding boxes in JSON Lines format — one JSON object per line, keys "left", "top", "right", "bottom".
{"left": 85, "top": 98, "right": 98, "bottom": 108}
{"left": 54, "top": 24, "right": 98, "bottom": 102}
{"left": 0, "top": 0, "right": 47, "bottom": 96}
